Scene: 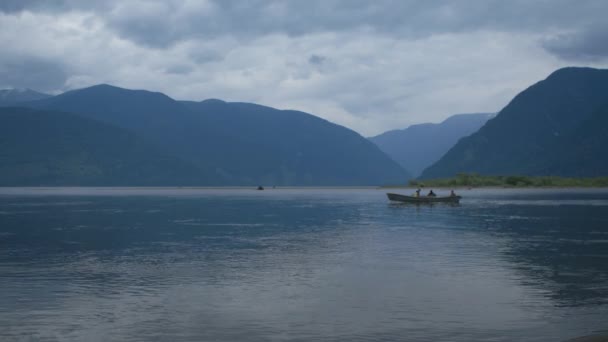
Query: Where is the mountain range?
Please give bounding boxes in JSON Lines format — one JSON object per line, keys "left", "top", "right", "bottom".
{"left": 1, "top": 66, "right": 607, "bottom": 186}
{"left": 369, "top": 113, "right": 493, "bottom": 177}
{"left": 0, "top": 85, "right": 409, "bottom": 186}
{"left": 421, "top": 67, "right": 608, "bottom": 179}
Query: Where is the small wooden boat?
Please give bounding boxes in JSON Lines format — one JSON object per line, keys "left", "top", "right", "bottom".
{"left": 387, "top": 192, "right": 461, "bottom": 203}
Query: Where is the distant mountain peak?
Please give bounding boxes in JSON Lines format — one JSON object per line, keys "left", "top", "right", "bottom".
{"left": 441, "top": 112, "right": 494, "bottom": 124}
{"left": 55, "top": 84, "right": 176, "bottom": 106}
{"left": 74, "top": 83, "right": 154, "bottom": 94}
{"left": 86, "top": 83, "right": 121, "bottom": 90}
{"left": 59, "top": 84, "right": 128, "bottom": 96}
{"left": 370, "top": 113, "right": 493, "bottom": 177}
{"left": 199, "top": 98, "right": 227, "bottom": 105}
{"left": 546, "top": 66, "right": 604, "bottom": 79}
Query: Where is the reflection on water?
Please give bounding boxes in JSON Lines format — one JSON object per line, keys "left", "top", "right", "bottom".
{"left": 0, "top": 188, "right": 607, "bottom": 341}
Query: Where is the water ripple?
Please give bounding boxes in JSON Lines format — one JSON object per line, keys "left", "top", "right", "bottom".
{"left": 1, "top": 188, "right": 607, "bottom": 341}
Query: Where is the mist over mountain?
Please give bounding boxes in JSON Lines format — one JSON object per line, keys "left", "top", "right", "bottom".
{"left": 0, "top": 88, "right": 51, "bottom": 104}
{"left": 0, "top": 107, "right": 206, "bottom": 186}
{"left": 9, "top": 84, "right": 408, "bottom": 186}
{"left": 369, "top": 113, "right": 493, "bottom": 177}
{"left": 421, "top": 67, "right": 608, "bottom": 179}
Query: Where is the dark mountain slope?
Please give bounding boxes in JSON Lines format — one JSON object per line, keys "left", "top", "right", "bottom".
{"left": 0, "top": 107, "right": 205, "bottom": 186}
{"left": 28, "top": 84, "right": 223, "bottom": 182}
{"left": 537, "top": 103, "right": 608, "bottom": 177}
{"left": 18, "top": 84, "right": 408, "bottom": 185}
{"left": 369, "top": 113, "right": 493, "bottom": 177}
{"left": 421, "top": 67, "right": 608, "bottom": 178}
{"left": 181, "top": 100, "right": 410, "bottom": 185}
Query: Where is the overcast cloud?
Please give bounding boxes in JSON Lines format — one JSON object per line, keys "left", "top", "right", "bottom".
{"left": 1, "top": 0, "right": 607, "bottom": 135}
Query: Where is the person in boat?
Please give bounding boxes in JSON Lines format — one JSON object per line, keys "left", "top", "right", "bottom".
{"left": 450, "top": 190, "right": 456, "bottom": 197}
{"left": 427, "top": 190, "right": 436, "bottom": 197}
{"left": 415, "top": 188, "right": 421, "bottom": 197}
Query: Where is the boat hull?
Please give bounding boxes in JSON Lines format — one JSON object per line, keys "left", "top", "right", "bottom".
{"left": 387, "top": 193, "right": 461, "bottom": 203}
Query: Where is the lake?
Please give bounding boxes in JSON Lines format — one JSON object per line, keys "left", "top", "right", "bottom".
{"left": 1, "top": 188, "right": 607, "bottom": 341}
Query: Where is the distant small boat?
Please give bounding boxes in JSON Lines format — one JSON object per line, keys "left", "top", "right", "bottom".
{"left": 257, "top": 186, "right": 264, "bottom": 190}
{"left": 387, "top": 193, "right": 461, "bottom": 203}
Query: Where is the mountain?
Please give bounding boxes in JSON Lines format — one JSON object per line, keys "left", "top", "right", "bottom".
{"left": 25, "top": 84, "right": 223, "bottom": 182}
{"left": 180, "top": 99, "right": 411, "bottom": 185}
{"left": 538, "top": 102, "right": 608, "bottom": 177}
{"left": 0, "top": 107, "right": 206, "bottom": 186}
{"left": 421, "top": 67, "right": 608, "bottom": 179}
{"left": 16, "top": 84, "right": 408, "bottom": 185}
{"left": 0, "top": 88, "right": 51, "bottom": 104}
{"left": 369, "top": 113, "right": 493, "bottom": 177}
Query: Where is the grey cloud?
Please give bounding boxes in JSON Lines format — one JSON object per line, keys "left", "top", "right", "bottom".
{"left": 0, "top": 57, "right": 67, "bottom": 91}
{"left": 188, "top": 48, "right": 225, "bottom": 65}
{"left": 0, "top": 0, "right": 56, "bottom": 13}
{"left": 109, "top": 19, "right": 177, "bottom": 48}
{"left": 5, "top": 0, "right": 608, "bottom": 50}
{"left": 165, "top": 64, "right": 194, "bottom": 75}
{"left": 308, "top": 55, "right": 326, "bottom": 65}
{"left": 543, "top": 25, "right": 608, "bottom": 61}
{"left": 0, "top": 0, "right": 111, "bottom": 14}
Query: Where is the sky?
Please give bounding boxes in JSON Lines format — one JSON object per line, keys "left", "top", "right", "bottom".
{"left": 1, "top": 0, "right": 608, "bottom": 136}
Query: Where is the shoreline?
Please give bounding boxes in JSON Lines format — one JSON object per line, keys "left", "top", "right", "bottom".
{"left": 380, "top": 185, "right": 608, "bottom": 189}
{"left": 0, "top": 186, "right": 607, "bottom": 194}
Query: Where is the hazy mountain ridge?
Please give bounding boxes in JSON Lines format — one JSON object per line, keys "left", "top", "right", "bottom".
{"left": 370, "top": 113, "right": 493, "bottom": 177}
{"left": 421, "top": 67, "right": 608, "bottom": 179}
{"left": 0, "top": 88, "right": 51, "bottom": 103}
{"left": 3, "top": 85, "right": 409, "bottom": 186}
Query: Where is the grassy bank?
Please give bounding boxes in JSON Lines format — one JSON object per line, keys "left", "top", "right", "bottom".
{"left": 406, "top": 173, "right": 608, "bottom": 188}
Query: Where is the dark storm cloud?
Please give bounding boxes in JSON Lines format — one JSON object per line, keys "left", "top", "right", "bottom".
{"left": 543, "top": 25, "right": 608, "bottom": 61}
{"left": 103, "top": 0, "right": 599, "bottom": 48}
{"left": 4, "top": 0, "right": 607, "bottom": 61}
{"left": 0, "top": 57, "right": 67, "bottom": 91}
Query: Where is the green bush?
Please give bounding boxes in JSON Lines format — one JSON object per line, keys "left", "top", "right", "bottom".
{"left": 411, "top": 173, "right": 608, "bottom": 188}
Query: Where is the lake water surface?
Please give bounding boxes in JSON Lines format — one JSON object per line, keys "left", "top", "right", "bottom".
{"left": 1, "top": 188, "right": 607, "bottom": 341}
